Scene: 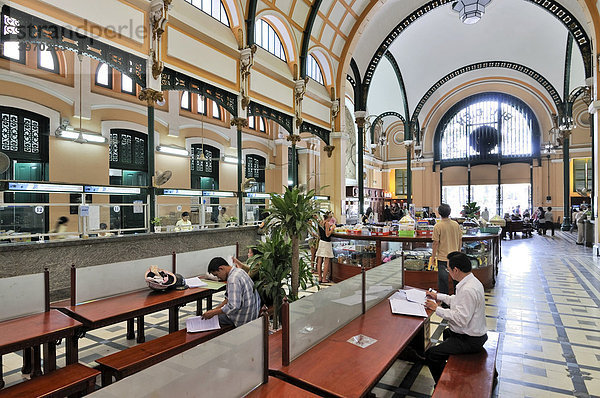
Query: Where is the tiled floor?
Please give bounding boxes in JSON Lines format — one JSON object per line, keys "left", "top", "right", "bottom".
{"left": 2, "top": 230, "right": 600, "bottom": 397}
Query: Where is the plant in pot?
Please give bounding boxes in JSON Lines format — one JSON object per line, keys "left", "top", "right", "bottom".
{"left": 227, "top": 216, "right": 238, "bottom": 226}
{"left": 247, "top": 231, "right": 313, "bottom": 328}
{"left": 151, "top": 217, "right": 162, "bottom": 233}
{"left": 461, "top": 202, "right": 480, "bottom": 221}
{"left": 263, "top": 185, "right": 320, "bottom": 299}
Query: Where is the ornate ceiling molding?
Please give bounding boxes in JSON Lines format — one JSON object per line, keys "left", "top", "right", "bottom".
{"left": 410, "top": 61, "right": 562, "bottom": 124}
{"left": 363, "top": 0, "right": 592, "bottom": 93}
{"left": 248, "top": 101, "right": 293, "bottom": 134}
{"left": 300, "top": 121, "right": 330, "bottom": 145}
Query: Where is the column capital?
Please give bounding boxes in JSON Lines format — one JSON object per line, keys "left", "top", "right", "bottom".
{"left": 230, "top": 117, "right": 248, "bottom": 129}
{"left": 139, "top": 88, "right": 164, "bottom": 107}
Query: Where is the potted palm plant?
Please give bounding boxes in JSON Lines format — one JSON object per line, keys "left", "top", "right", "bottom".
{"left": 247, "top": 231, "right": 313, "bottom": 328}
{"left": 263, "top": 186, "right": 320, "bottom": 299}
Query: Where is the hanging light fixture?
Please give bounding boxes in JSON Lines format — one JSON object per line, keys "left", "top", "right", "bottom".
{"left": 199, "top": 97, "right": 208, "bottom": 162}
{"left": 452, "top": 0, "right": 492, "bottom": 24}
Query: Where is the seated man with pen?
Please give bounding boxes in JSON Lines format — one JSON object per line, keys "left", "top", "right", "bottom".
{"left": 202, "top": 257, "right": 260, "bottom": 327}
{"left": 424, "top": 251, "right": 488, "bottom": 384}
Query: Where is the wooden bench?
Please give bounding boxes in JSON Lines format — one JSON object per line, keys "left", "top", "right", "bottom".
{"left": 0, "top": 363, "right": 99, "bottom": 398}
{"left": 244, "top": 376, "right": 320, "bottom": 397}
{"left": 95, "top": 325, "right": 234, "bottom": 386}
{"left": 432, "top": 331, "right": 499, "bottom": 398}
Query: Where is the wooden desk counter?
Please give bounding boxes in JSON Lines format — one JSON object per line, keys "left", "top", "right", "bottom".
{"left": 269, "top": 298, "right": 430, "bottom": 398}
{"left": 55, "top": 287, "right": 213, "bottom": 330}
{"left": 0, "top": 310, "right": 82, "bottom": 387}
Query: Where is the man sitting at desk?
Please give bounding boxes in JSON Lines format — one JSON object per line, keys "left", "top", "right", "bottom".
{"left": 424, "top": 251, "right": 488, "bottom": 384}
{"left": 202, "top": 257, "right": 260, "bottom": 327}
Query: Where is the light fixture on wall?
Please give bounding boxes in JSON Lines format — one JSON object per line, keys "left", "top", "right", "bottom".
{"left": 55, "top": 54, "right": 107, "bottom": 144}
{"left": 452, "top": 0, "right": 492, "bottom": 24}
{"left": 156, "top": 145, "right": 189, "bottom": 157}
{"left": 222, "top": 155, "right": 241, "bottom": 164}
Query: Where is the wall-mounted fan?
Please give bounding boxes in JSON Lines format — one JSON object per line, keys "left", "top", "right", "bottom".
{"left": 576, "top": 187, "right": 591, "bottom": 197}
{"left": 0, "top": 152, "right": 10, "bottom": 174}
{"left": 242, "top": 178, "right": 256, "bottom": 191}
{"left": 155, "top": 170, "right": 173, "bottom": 186}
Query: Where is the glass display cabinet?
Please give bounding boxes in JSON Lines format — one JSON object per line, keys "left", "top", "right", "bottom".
{"left": 331, "top": 232, "right": 500, "bottom": 290}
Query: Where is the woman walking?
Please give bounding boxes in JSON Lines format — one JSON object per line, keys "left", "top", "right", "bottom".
{"left": 316, "top": 212, "right": 336, "bottom": 283}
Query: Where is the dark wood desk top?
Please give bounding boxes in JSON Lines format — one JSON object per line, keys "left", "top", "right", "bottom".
{"left": 0, "top": 310, "right": 82, "bottom": 355}
{"left": 53, "top": 287, "right": 213, "bottom": 328}
{"left": 269, "top": 298, "right": 429, "bottom": 398}
{"left": 245, "top": 377, "right": 320, "bottom": 397}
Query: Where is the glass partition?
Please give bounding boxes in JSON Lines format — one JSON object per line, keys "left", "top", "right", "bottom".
{"left": 90, "top": 317, "right": 265, "bottom": 397}
{"left": 289, "top": 259, "right": 403, "bottom": 361}
{"left": 364, "top": 258, "right": 404, "bottom": 310}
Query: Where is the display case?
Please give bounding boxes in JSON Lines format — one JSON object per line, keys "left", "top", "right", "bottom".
{"left": 331, "top": 232, "right": 500, "bottom": 290}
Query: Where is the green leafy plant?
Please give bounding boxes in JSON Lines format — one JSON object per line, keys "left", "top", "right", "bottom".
{"left": 150, "top": 217, "right": 162, "bottom": 226}
{"left": 247, "top": 231, "right": 314, "bottom": 328}
{"left": 228, "top": 216, "right": 238, "bottom": 224}
{"left": 263, "top": 186, "right": 320, "bottom": 299}
{"left": 461, "top": 202, "right": 480, "bottom": 219}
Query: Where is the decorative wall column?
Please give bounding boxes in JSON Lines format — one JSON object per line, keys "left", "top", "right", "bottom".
{"left": 355, "top": 111, "right": 366, "bottom": 215}
{"left": 289, "top": 75, "right": 309, "bottom": 188}
{"left": 561, "top": 131, "right": 571, "bottom": 230}
{"left": 231, "top": 116, "right": 247, "bottom": 223}
{"left": 139, "top": 89, "right": 164, "bottom": 221}
{"left": 323, "top": 132, "right": 348, "bottom": 222}
{"left": 141, "top": 0, "right": 171, "bottom": 222}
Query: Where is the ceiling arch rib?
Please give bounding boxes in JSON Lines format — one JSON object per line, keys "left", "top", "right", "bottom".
{"left": 410, "top": 61, "right": 562, "bottom": 125}
{"left": 360, "top": 0, "right": 591, "bottom": 99}
{"left": 246, "top": 0, "right": 259, "bottom": 46}
{"left": 383, "top": 51, "right": 410, "bottom": 122}
{"left": 300, "top": 0, "right": 324, "bottom": 78}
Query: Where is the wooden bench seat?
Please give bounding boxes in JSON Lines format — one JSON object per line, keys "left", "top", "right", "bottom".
{"left": 95, "top": 326, "right": 233, "bottom": 386}
{"left": 0, "top": 363, "right": 99, "bottom": 398}
{"left": 432, "top": 331, "right": 499, "bottom": 398}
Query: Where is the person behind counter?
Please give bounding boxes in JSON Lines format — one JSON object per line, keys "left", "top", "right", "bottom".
{"left": 98, "top": 223, "right": 114, "bottom": 237}
{"left": 50, "top": 216, "right": 69, "bottom": 239}
{"left": 431, "top": 204, "right": 462, "bottom": 298}
{"left": 175, "top": 211, "right": 193, "bottom": 231}
{"left": 316, "top": 211, "right": 336, "bottom": 284}
{"left": 424, "top": 251, "right": 488, "bottom": 384}
{"left": 361, "top": 207, "right": 373, "bottom": 224}
{"left": 202, "top": 257, "right": 260, "bottom": 327}
{"left": 218, "top": 207, "right": 228, "bottom": 228}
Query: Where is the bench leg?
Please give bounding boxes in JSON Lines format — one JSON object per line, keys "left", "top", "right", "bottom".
{"left": 101, "top": 369, "right": 114, "bottom": 387}
{"left": 66, "top": 335, "right": 79, "bottom": 365}
{"left": 0, "top": 355, "right": 4, "bottom": 389}
{"left": 43, "top": 342, "right": 57, "bottom": 374}
{"left": 85, "top": 376, "right": 97, "bottom": 394}
{"left": 21, "top": 347, "right": 32, "bottom": 374}
{"left": 207, "top": 296, "right": 213, "bottom": 311}
{"left": 31, "top": 345, "right": 42, "bottom": 378}
{"left": 169, "top": 306, "right": 179, "bottom": 333}
{"left": 137, "top": 316, "right": 145, "bottom": 343}
{"left": 196, "top": 299, "right": 202, "bottom": 316}
{"left": 126, "top": 319, "right": 135, "bottom": 340}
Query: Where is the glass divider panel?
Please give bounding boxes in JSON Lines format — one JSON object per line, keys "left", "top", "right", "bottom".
{"left": 90, "top": 317, "right": 264, "bottom": 397}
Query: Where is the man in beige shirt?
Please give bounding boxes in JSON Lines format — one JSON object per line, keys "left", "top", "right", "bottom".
{"left": 432, "top": 204, "right": 462, "bottom": 295}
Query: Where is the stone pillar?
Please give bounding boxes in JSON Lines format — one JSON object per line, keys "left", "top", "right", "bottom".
{"left": 231, "top": 117, "right": 247, "bottom": 223}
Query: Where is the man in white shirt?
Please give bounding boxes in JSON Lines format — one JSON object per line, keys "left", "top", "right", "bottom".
{"left": 424, "top": 251, "right": 488, "bottom": 383}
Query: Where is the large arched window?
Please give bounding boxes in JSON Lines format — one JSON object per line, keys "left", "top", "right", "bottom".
{"left": 185, "top": 0, "right": 230, "bottom": 26}
{"left": 37, "top": 50, "right": 59, "bottom": 74}
{"left": 254, "top": 19, "right": 286, "bottom": 61}
{"left": 434, "top": 93, "right": 540, "bottom": 166}
{"left": 307, "top": 54, "right": 324, "bottom": 85}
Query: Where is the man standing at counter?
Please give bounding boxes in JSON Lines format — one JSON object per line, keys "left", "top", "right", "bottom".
{"left": 432, "top": 204, "right": 462, "bottom": 297}
{"left": 424, "top": 251, "right": 488, "bottom": 383}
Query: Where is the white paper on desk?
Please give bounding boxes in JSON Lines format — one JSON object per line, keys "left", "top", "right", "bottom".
{"left": 332, "top": 293, "right": 377, "bottom": 306}
{"left": 405, "top": 289, "right": 426, "bottom": 305}
{"left": 186, "top": 315, "right": 220, "bottom": 333}
{"left": 388, "top": 290, "right": 407, "bottom": 301}
{"left": 389, "top": 298, "right": 428, "bottom": 317}
{"left": 185, "top": 277, "right": 208, "bottom": 288}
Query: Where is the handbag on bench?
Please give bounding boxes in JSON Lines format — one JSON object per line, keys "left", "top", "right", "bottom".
{"left": 145, "top": 266, "right": 188, "bottom": 291}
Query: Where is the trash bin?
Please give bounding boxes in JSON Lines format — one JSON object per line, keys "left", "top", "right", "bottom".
{"left": 584, "top": 220, "right": 595, "bottom": 247}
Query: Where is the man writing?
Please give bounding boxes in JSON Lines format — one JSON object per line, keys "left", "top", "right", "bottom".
{"left": 432, "top": 204, "right": 462, "bottom": 296}
{"left": 202, "top": 257, "right": 260, "bottom": 327}
{"left": 424, "top": 251, "right": 488, "bottom": 383}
